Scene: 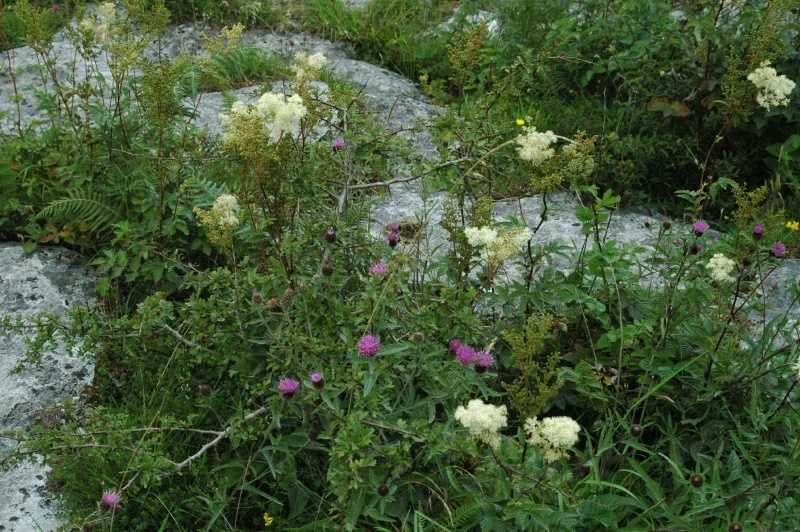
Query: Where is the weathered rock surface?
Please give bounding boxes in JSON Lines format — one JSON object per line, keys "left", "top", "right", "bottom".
{"left": 0, "top": 244, "right": 96, "bottom": 532}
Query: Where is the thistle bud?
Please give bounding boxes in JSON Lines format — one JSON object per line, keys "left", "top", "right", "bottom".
{"left": 690, "top": 474, "right": 704, "bottom": 488}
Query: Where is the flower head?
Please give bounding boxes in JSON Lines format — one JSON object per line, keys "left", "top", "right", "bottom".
{"left": 524, "top": 416, "right": 581, "bottom": 462}
{"left": 516, "top": 126, "right": 557, "bottom": 165}
{"left": 753, "top": 225, "right": 764, "bottom": 240}
{"left": 102, "top": 491, "right": 121, "bottom": 509}
{"left": 332, "top": 138, "right": 344, "bottom": 150}
{"left": 278, "top": 378, "right": 300, "bottom": 397}
{"left": 693, "top": 220, "right": 709, "bottom": 236}
{"left": 369, "top": 262, "right": 388, "bottom": 276}
{"left": 389, "top": 223, "right": 400, "bottom": 233}
{"left": 448, "top": 339, "right": 461, "bottom": 353}
{"left": 310, "top": 371, "right": 325, "bottom": 390}
{"left": 747, "top": 60, "right": 795, "bottom": 110}
{"left": 475, "top": 351, "right": 494, "bottom": 368}
{"left": 252, "top": 289, "right": 264, "bottom": 304}
{"left": 772, "top": 241, "right": 786, "bottom": 258}
{"left": 643, "top": 217, "right": 651, "bottom": 228}
{"left": 454, "top": 399, "right": 507, "bottom": 448}
{"left": 515, "top": 118, "right": 525, "bottom": 126}
{"left": 456, "top": 345, "right": 477, "bottom": 365}
{"left": 786, "top": 221, "right": 799, "bottom": 232}
{"left": 264, "top": 512, "right": 274, "bottom": 527}
{"left": 325, "top": 228, "right": 337, "bottom": 243}
{"left": 358, "top": 335, "right": 381, "bottom": 357}
{"left": 706, "top": 253, "right": 737, "bottom": 284}
{"left": 386, "top": 232, "right": 398, "bottom": 247}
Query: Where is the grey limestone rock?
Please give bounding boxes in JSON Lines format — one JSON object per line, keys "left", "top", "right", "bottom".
{"left": 0, "top": 244, "right": 95, "bottom": 531}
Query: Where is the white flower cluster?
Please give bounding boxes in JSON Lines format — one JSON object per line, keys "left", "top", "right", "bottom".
{"left": 747, "top": 61, "right": 796, "bottom": 111}
{"left": 464, "top": 225, "right": 534, "bottom": 265}
{"left": 454, "top": 399, "right": 507, "bottom": 449}
{"left": 220, "top": 93, "right": 307, "bottom": 146}
{"left": 705, "top": 253, "right": 737, "bottom": 284}
{"left": 193, "top": 194, "right": 240, "bottom": 247}
{"left": 79, "top": 2, "right": 117, "bottom": 43}
{"left": 292, "top": 51, "right": 327, "bottom": 84}
{"left": 212, "top": 194, "right": 240, "bottom": 230}
{"left": 256, "top": 93, "right": 307, "bottom": 143}
{"left": 516, "top": 126, "right": 557, "bottom": 165}
{"left": 524, "top": 416, "right": 581, "bottom": 462}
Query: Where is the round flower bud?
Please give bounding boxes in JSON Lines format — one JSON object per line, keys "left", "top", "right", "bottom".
{"left": 310, "top": 371, "right": 325, "bottom": 390}
{"left": 752, "top": 225, "right": 764, "bottom": 241}
{"left": 728, "top": 523, "right": 743, "bottom": 532}
{"left": 377, "top": 484, "right": 389, "bottom": 497}
{"left": 690, "top": 474, "right": 704, "bottom": 488}
{"left": 198, "top": 385, "right": 212, "bottom": 397}
{"left": 662, "top": 220, "right": 672, "bottom": 231}
{"left": 251, "top": 289, "right": 264, "bottom": 304}
{"left": 322, "top": 265, "right": 334, "bottom": 277}
{"left": 742, "top": 256, "right": 752, "bottom": 267}
{"left": 411, "top": 332, "right": 425, "bottom": 344}
{"left": 325, "top": 228, "right": 337, "bottom": 243}
{"left": 629, "top": 424, "right": 643, "bottom": 439}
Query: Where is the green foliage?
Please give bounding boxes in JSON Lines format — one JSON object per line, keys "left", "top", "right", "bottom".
{"left": 3, "top": 1, "right": 800, "bottom": 530}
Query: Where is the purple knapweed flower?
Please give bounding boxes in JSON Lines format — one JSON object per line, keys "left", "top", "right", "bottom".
{"left": 358, "top": 335, "right": 381, "bottom": 357}
{"left": 102, "top": 491, "right": 121, "bottom": 509}
{"left": 325, "top": 228, "right": 337, "bottom": 243}
{"left": 456, "top": 345, "right": 477, "bottom": 365}
{"left": 448, "top": 339, "right": 461, "bottom": 353}
{"left": 333, "top": 138, "right": 345, "bottom": 150}
{"left": 369, "top": 262, "right": 388, "bottom": 276}
{"left": 772, "top": 241, "right": 786, "bottom": 258}
{"left": 278, "top": 378, "right": 300, "bottom": 398}
{"left": 643, "top": 217, "right": 651, "bottom": 229}
{"left": 386, "top": 232, "right": 398, "bottom": 248}
{"left": 310, "top": 371, "right": 325, "bottom": 390}
{"left": 474, "top": 351, "right": 494, "bottom": 373}
{"left": 693, "top": 220, "right": 709, "bottom": 237}
{"left": 389, "top": 223, "right": 400, "bottom": 233}
{"left": 753, "top": 225, "right": 764, "bottom": 241}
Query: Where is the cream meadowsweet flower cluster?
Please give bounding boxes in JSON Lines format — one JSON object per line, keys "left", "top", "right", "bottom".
{"left": 79, "top": 2, "right": 118, "bottom": 44}
{"left": 220, "top": 93, "right": 307, "bottom": 148}
{"left": 464, "top": 226, "right": 534, "bottom": 265}
{"left": 516, "top": 126, "right": 557, "bottom": 165}
{"left": 524, "top": 416, "right": 581, "bottom": 462}
{"left": 747, "top": 61, "right": 796, "bottom": 111}
{"left": 705, "top": 253, "right": 737, "bottom": 284}
{"left": 193, "top": 194, "right": 240, "bottom": 247}
{"left": 454, "top": 399, "right": 507, "bottom": 449}
{"left": 292, "top": 52, "right": 327, "bottom": 85}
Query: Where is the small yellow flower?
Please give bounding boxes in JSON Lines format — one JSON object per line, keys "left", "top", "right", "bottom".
{"left": 659, "top": 70, "right": 665, "bottom": 76}
{"left": 516, "top": 118, "right": 525, "bottom": 126}
{"left": 786, "top": 221, "right": 799, "bottom": 231}
{"left": 264, "top": 512, "right": 273, "bottom": 527}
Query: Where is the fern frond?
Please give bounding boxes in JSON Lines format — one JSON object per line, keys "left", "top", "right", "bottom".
{"left": 35, "top": 189, "right": 123, "bottom": 236}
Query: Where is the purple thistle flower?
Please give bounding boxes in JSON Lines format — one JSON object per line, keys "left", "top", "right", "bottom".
{"left": 386, "top": 232, "right": 398, "bottom": 248}
{"left": 474, "top": 351, "right": 494, "bottom": 373}
{"left": 643, "top": 217, "right": 651, "bottom": 229}
{"left": 369, "top": 262, "right": 388, "bottom": 276}
{"left": 102, "top": 491, "right": 121, "bottom": 509}
{"left": 456, "top": 345, "right": 477, "bottom": 365}
{"left": 693, "top": 220, "right": 710, "bottom": 237}
{"left": 325, "top": 228, "right": 337, "bottom": 243}
{"left": 475, "top": 351, "right": 494, "bottom": 367}
{"left": 278, "top": 378, "right": 300, "bottom": 397}
{"left": 333, "top": 138, "right": 344, "bottom": 150}
{"left": 310, "top": 371, "right": 325, "bottom": 390}
{"left": 691, "top": 243, "right": 703, "bottom": 255}
{"left": 358, "top": 335, "right": 381, "bottom": 357}
{"left": 389, "top": 223, "right": 400, "bottom": 233}
{"left": 772, "top": 241, "right": 786, "bottom": 258}
{"left": 753, "top": 225, "right": 764, "bottom": 241}
{"left": 252, "top": 288, "right": 263, "bottom": 304}
{"left": 448, "top": 339, "right": 461, "bottom": 353}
